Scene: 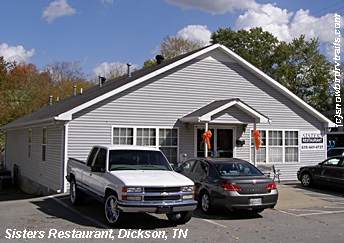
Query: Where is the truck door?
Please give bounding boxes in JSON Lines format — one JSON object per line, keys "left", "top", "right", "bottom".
{"left": 80, "top": 147, "right": 98, "bottom": 190}
{"left": 88, "top": 148, "right": 107, "bottom": 196}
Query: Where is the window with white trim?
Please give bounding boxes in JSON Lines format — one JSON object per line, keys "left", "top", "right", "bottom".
{"left": 159, "top": 128, "right": 178, "bottom": 164}
{"left": 137, "top": 128, "right": 156, "bottom": 146}
{"left": 268, "top": 131, "right": 283, "bottom": 163}
{"left": 251, "top": 130, "right": 299, "bottom": 163}
{"left": 112, "top": 127, "right": 178, "bottom": 164}
{"left": 285, "top": 131, "right": 299, "bottom": 162}
{"left": 113, "top": 127, "right": 133, "bottom": 145}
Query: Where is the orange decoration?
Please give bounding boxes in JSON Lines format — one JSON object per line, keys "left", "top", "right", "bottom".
{"left": 202, "top": 130, "right": 212, "bottom": 150}
{"left": 253, "top": 130, "right": 263, "bottom": 150}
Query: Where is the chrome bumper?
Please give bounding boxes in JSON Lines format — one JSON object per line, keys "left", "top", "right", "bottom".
{"left": 118, "top": 200, "right": 198, "bottom": 213}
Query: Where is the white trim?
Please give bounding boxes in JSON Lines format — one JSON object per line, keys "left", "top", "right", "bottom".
{"left": 249, "top": 129, "right": 301, "bottom": 164}
{"left": 54, "top": 44, "right": 334, "bottom": 128}
{"left": 217, "top": 45, "right": 336, "bottom": 128}
{"left": 194, "top": 125, "right": 236, "bottom": 158}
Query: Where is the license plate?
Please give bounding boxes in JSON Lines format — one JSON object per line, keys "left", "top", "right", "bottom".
{"left": 156, "top": 206, "right": 172, "bottom": 214}
{"left": 249, "top": 198, "right": 262, "bottom": 205}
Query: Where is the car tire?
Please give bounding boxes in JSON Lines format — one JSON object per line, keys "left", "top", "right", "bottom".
{"left": 70, "top": 179, "right": 85, "bottom": 206}
{"left": 301, "top": 172, "right": 313, "bottom": 187}
{"left": 166, "top": 211, "right": 193, "bottom": 224}
{"left": 104, "top": 192, "right": 124, "bottom": 226}
{"left": 200, "top": 191, "right": 213, "bottom": 214}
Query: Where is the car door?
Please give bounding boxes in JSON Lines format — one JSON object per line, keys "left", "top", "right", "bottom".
{"left": 319, "top": 157, "right": 341, "bottom": 184}
{"left": 179, "top": 159, "right": 197, "bottom": 178}
{"left": 330, "top": 158, "right": 344, "bottom": 185}
{"left": 188, "top": 160, "right": 209, "bottom": 196}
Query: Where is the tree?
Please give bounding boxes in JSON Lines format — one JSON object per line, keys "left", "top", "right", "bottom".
{"left": 211, "top": 27, "right": 334, "bottom": 111}
{"left": 271, "top": 36, "right": 333, "bottom": 111}
{"left": 143, "top": 36, "right": 207, "bottom": 68}
{"left": 211, "top": 27, "right": 279, "bottom": 75}
{"left": 44, "top": 61, "right": 94, "bottom": 100}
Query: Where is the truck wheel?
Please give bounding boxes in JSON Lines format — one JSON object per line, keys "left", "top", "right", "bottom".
{"left": 70, "top": 179, "right": 85, "bottom": 206}
{"left": 166, "top": 211, "right": 193, "bottom": 224}
{"left": 104, "top": 192, "right": 124, "bottom": 226}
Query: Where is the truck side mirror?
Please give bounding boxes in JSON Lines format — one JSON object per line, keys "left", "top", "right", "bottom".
{"left": 174, "top": 167, "right": 182, "bottom": 173}
{"left": 91, "top": 166, "right": 105, "bottom": 172}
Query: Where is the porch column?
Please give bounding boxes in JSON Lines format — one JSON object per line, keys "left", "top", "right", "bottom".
{"left": 204, "top": 122, "right": 208, "bottom": 157}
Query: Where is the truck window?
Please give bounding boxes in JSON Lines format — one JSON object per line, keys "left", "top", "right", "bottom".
{"left": 93, "top": 148, "right": 107, "bottom": 168}
{"left": 86, "top": 147, "right": 99, "bottom": 167}
{"left": 108, "top": 150, "right": 172, "bottom": 171}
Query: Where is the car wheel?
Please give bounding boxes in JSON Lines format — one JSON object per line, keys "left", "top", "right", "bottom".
{"left": 201, "top": 192, "right": 213, "bottom": 214}
{"left": 301, "top": 172, "right": 313, "bottom": 187}
{"left": 70, "top": 179, "right": 85, "bottom": 206}
{"left": 166, "top": 211, "right": 193, "bottom": 224}
{"left": 104, "top": 192, "right": 124, "bottom": 226}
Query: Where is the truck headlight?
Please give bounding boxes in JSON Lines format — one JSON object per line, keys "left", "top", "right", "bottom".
{"left": 122, "top": 187, "right": 142, "bottom": 193}
{"left": 182, "top": 186, "right": 195, "bottom": 192}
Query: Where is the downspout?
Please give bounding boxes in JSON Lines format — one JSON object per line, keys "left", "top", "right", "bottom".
{"left": 59, "top": 122, "right": 69, "bottom": 193}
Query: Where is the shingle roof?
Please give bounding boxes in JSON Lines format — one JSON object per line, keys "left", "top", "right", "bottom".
{"left": 1, "top": 45, "right": 211, "bottom": 130}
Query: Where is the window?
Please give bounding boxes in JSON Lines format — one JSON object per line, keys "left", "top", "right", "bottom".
{"left": 285, "top": 131, "right": 299, "bottom": 162}
{"left": 159, "top": 128, "right": 178, "bottom": 164}
{"left": 251, "top": 130, "right": 266, "bottom": 162}
{"left": 112, "top": 127, "right": 179, "bottom": 165}
{"left": 268, "top": 131, "right": 283, "bottom": 163}
{"left": 137, "top": 128, "right": 156, "bottom": 146}
{"left": 251, "top": 130, "right": 299, "bottom": 163}
{"left": 113, "top": 127, "right": 133, "bottom": 145}
{"left": 28, "top": 129, "right": 32, "bottom": 159}
{"left": 42, "top": 128, "right": 47, "bottom": 162}
{"left": 180, "top": 160, "right": 196, "bottom": 172}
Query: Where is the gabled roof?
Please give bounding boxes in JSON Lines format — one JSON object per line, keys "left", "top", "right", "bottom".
{"left": 1, "top": 44, "right": 335, "bottom": 130}
{"left": 179, "top": 98, "right": 270, "bottom": 124}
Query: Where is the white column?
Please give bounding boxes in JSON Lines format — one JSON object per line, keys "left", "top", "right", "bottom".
{"left": 204, "top": 122, "right": 208, "bottom": 157}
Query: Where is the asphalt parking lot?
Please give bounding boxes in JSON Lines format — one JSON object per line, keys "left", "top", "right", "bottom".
{"left": 1, "top": 182, "right": 344, "bottom": 243}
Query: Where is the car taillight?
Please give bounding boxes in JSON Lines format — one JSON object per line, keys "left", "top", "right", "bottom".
{"left": 221, "top": 183, "right": 242, "bottom": 191}
{"left": 265, "top": 182, "right": 277, "bottom": 190}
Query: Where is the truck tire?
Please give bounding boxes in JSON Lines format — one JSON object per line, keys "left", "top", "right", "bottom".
{"left": 104, "top": 192, "right": 124, "bottom": 226}
{"left": 70, "top": 179, "right": 85, "bottom": 206}
{"left": 166, "top": 210, "right": 193, "bottom": 224}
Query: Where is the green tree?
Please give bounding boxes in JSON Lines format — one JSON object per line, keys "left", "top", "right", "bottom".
{"left": 271, "top": 36, "right": 333, "bottom": 111}
{"left": 211, "top": 27, "right": 279, "bottom": 74}
{"left": 143, "top": 36, "right": 206, "bottom": 68}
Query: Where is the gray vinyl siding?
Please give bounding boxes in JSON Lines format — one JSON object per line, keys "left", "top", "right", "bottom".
{"left": 66, "top": 54, "right": 325, "bottom": 180}
{"left": 4, "top": 124, "right": 63, "bottom": 193}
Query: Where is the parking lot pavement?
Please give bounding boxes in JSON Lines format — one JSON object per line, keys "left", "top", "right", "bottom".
{"left": 274, "top": 182, "right": 334, "bottom": 210}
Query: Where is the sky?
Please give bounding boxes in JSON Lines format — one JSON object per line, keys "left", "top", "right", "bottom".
{"left": 1, "top": 0, "right": 343, "bottom": 80}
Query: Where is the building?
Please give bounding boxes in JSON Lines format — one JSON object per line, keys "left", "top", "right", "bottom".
{"left": 1, "top": 44, "right": 335, "bottom": 195}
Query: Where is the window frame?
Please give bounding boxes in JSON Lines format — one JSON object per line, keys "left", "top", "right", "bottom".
{"left": 42, "top": 127, "right": 47, "bottom": 162}
{"left": 111, "top": 126, "right": 179, "bottom": 165}
{"left": 250, "top": 129, "right": 300, "bottom": 164}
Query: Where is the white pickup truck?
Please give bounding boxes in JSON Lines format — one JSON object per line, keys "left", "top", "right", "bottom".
{"left": 66, "top": 145, "right": 197, "bottom": 226}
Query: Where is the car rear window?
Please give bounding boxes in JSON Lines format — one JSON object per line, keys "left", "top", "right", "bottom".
{"left": 214, "top": 163, "right": 263, "bottom": 176}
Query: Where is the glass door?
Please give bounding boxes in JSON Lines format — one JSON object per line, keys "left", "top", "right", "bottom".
{"left": 196, "top": 128, "right": 233, "bottom": 158}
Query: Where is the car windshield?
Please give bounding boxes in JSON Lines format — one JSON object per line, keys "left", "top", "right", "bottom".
{"left": 327, "top": 148, "right": 344, "bottom": 157}
{"left": 214, "top": 162, "right": 263, "bottom": 176}
{"left": 108, "top": 150, "right": 172, "bottom": 171}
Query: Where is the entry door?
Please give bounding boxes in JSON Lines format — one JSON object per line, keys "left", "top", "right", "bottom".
{"left": 196, "top": 128, "right": 233, "bottom": 158}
